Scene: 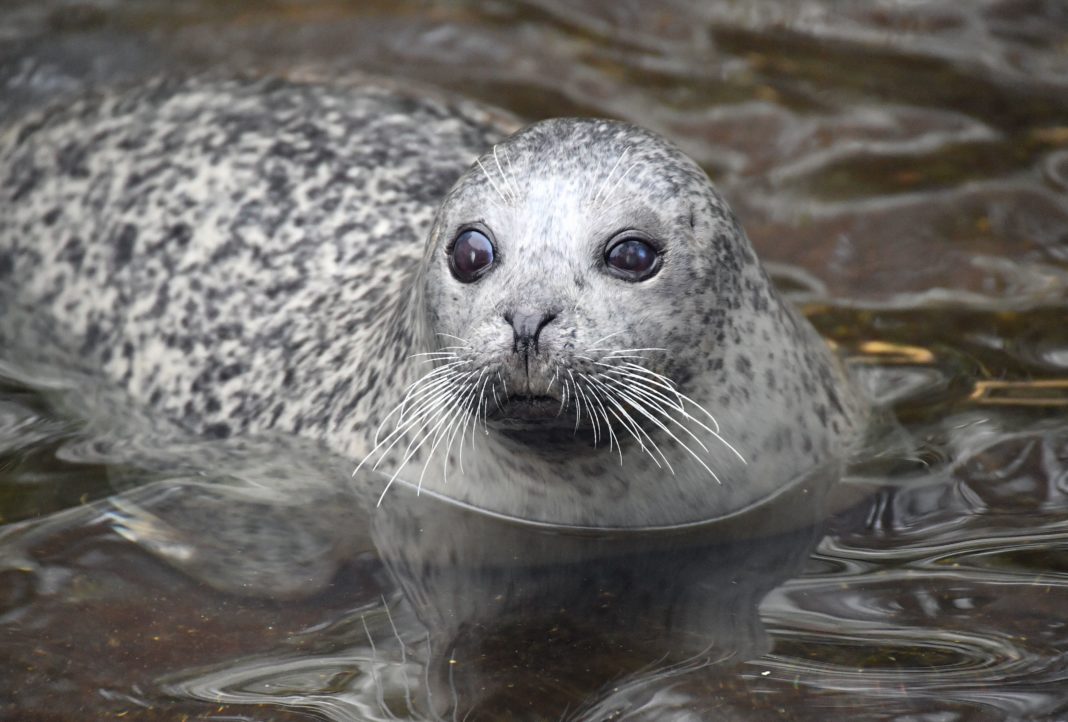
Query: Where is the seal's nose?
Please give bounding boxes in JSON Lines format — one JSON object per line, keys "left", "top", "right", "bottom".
{"left": 504, "top": 309, "right": 557, "bottom": 373}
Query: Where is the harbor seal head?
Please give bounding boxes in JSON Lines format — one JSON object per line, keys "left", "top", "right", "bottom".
{"left": 368, "top": 118, "right": 864, "bottom": 526}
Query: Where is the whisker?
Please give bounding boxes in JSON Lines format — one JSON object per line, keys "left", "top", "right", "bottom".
{"left": 602, "top": 347, "right": 668, "bottom": 354}
{"left": 501, "top": 144, "right": 523, "bottom": 201}
{"left": 457, "top": 369, "right": 490, "bottom": 472}
{"left": 558, "top": 375, "right": 570, "bottom": 415}
{"left": 566, "top": 369, "right": 584, "bottom": 435}
{"left": 396, "top": 370, "right": 469, "bottom": 427}
{"left": 442, "top": 376, "right": 483, "bottom": 480}
{"left": 417, "top": 373, "right": 484, "bottom": 492}
{"left": 592, "top": 146, "right": 630, "bottom": 207}
{"left": 589, "top": 330, "right": 625, "bottom": 347}
{"left": 603, "top": 378, "right": 728, "bottom": 482}
{"left": 585, "top": 374, "right": 671, "bottom": 472}
{"left": 609, "top": 377, "right": 710, "bottom": 454}
{"left": 380, "top": 383, "right": 474, "bottom": 504}
{"left": 493, "top": 144, "right": 520, "bottom": 202}
{"left": 597, "top": 158, "right": 639, "bottom": 208}
{"left": 595, "top": 363, "right": 682, "bottom": 405}
{"left": 545, "top": 368, "right": 559, "bottom": 394}
{"left": 358, "top": 369, "right": 476, "bottom": 478}
{"left": 602, "top": 364, "right": 747, "bottom": 464}
{"left": 578, "top": 373, "right": 622, "bottom": 463}
{"left": 476, "top": 158, "right": 509, "bottom": 204}
{"left": 571, "top": 375, "right": 600, "bottom": 446}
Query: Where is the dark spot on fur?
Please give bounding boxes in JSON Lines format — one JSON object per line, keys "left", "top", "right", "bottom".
{"left": 205, "top": 423, "right": 231, "bottom": 439}
{"left": 167, "top": 223, "right": 193, "bottom": 246}
{"left": 734, "top": 355, "right": 753, "bottom": 381}
{"left": 56, "top": 141, "right": 90, "bottom": 178}
{"left": 82, "top": 321, "right": 102, "bottom": 352}
{"left": 218, "top": 363, "right": 245, "bottom": 382}
{"left": 114, "top": 224, "right": 137, "bottom": 266}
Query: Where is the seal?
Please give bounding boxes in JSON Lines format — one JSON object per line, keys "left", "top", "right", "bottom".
{"left": 0, "top": 76, "right": 864, "bottom": 528}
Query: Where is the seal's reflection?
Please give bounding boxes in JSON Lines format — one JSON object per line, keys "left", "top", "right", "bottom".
{"left": 372, "top": 467, "right": 836, "bottom": 721}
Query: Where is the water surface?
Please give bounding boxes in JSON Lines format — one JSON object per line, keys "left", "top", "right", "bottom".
{"left": 2, "top": 1, "right": 1068, "bottom": 720}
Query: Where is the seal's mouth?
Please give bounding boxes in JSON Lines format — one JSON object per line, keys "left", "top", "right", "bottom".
{"left": 489, "top": 394, "right": 565, "bottom": 423}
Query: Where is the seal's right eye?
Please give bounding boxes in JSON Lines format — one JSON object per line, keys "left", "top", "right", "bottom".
{"left": 449, "top": 229, "right": 495, "bottom": 283}
{"left": 605, "top": 236, "right": 660, "bottom": 281}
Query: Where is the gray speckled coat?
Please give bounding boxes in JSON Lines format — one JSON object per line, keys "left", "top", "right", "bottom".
{"left": 0, "top": 77, "right": 863, "bottom": 528}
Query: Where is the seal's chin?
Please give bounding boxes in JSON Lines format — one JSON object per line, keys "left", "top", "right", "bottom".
{"left": 488, "top": 394, "right": 566, "bottom": 426}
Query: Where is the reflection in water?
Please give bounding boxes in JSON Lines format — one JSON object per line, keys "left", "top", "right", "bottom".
{"left": 150, "top": 469, "right": 832, "bottom": 721}
{"left": 372, "top": 473, "right": 831, "bottom": 720}
{"left": 2, "top": 0, "right": 1068, "bottom": 719}
{"left": 0, "top": 430, "right": 836, "bottom": 721}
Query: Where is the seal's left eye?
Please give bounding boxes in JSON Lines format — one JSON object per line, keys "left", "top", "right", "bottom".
{"left": 449, "top": 229, "right": 495, "bottom": 283}
{"left": 605, "top": 237, "right": 659, "bottom": 280}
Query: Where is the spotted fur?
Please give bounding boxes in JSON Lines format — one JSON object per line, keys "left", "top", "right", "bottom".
{"left": 0, "top": 77, "right": 863, "bottom": 527}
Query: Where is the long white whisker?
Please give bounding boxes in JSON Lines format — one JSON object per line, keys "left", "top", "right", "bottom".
{"left": 605, "top": 363, "right": 747, "bottom": 464}
{"left": 501, "top": 144, "right": 523, "bottom": 201}
{"left": 602, "top": 358, "right": 683, "bottom": 399}
{"left": 609, "top": 377, "right": 710, "bottom": 454}
{"left": 399, "top": 360, "right": 470, "bottom": 397}
{"left": 566, "top": 369, "right": 584, "bottom": 435}
{"left": 586, "top": 374, "right": 671, "bottom": 472}
{"left": 597, "top": 365, "right": 682, "bottom": 402}
{"left": 359, "top": 369, "right": 477, "bottom": 477}
{"left": 417, "top": 374, "right": 484, "bottom": 492}
{"left": 602, "top": 347, "right": 668, "bottom": 354}
{"left": 381, "top": 376, "right": 485, "bottom": 505}
{"left": 592, "top": 146, "right": 630, "bottom": 207}
{"left": 608, "top": 380, "right": 730, "bottom": 481}
{"left": 476, "top": 158, "right": 509, "bottom": 204}
{"left": 443, "top": 375, "right": 484, "bottom": 480}
{"left": 374, "top": 363, "right": 469, "bottom": 446}
{"left": 545, "top": 368, "right": 559, "bottom": 394}
{"left": 589, "top": 330, "right": 625, "bottom": 347}
{"left": 493, "top": 144, "right": 519, "bottom": 203}
{"left": 572, "top": 376, "right": 600, "bottom": 446}
{"left": 396, "top": 370, "right": 470, "bottom": 427}
{"left": 579, "top": 374, "right": 622, "bottom": 463}
{"left": 598, "top": 159, "right": 639, "bottom": 208}
{"left": 457, "top": 369, "right": 489, "bottom": 472}
{"left": 478, "top": 375, "right": 492, "bottom": 434}
{"left": 398, "top": 360, "right": 469, "bottom": 397}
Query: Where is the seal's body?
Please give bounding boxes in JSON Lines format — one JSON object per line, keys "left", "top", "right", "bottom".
{"left": 0, "top": 78, "right": 863, "bottom": 527}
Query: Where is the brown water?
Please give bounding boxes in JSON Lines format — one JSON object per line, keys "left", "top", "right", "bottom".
{"left": 2, "top": 1, "right": 1068, "bottom": 720}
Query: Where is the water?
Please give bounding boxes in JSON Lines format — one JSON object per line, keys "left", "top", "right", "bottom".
{"left": 2, "top": 1, "right": 1068, "bottom": 719}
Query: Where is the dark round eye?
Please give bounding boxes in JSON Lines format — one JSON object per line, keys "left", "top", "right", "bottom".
{"left": 605, "top": 237, "right": 659, "bottom": 280}
{"left": 449, "top": 229, "right": 495, "bottom": 282}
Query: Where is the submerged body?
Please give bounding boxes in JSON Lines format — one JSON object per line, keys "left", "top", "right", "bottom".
{"left": 0, "top": 77, "right": 863, "bottom": 527}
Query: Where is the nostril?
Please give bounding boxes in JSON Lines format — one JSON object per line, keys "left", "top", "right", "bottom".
{"left": 536, "top": 313, "right": 557, "bottom": 335}
{"left": 506, "top": 309, "right": 558, "bottom": 356}
{"left": 533, "top": 313, "right": 556, "bottom": 353}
